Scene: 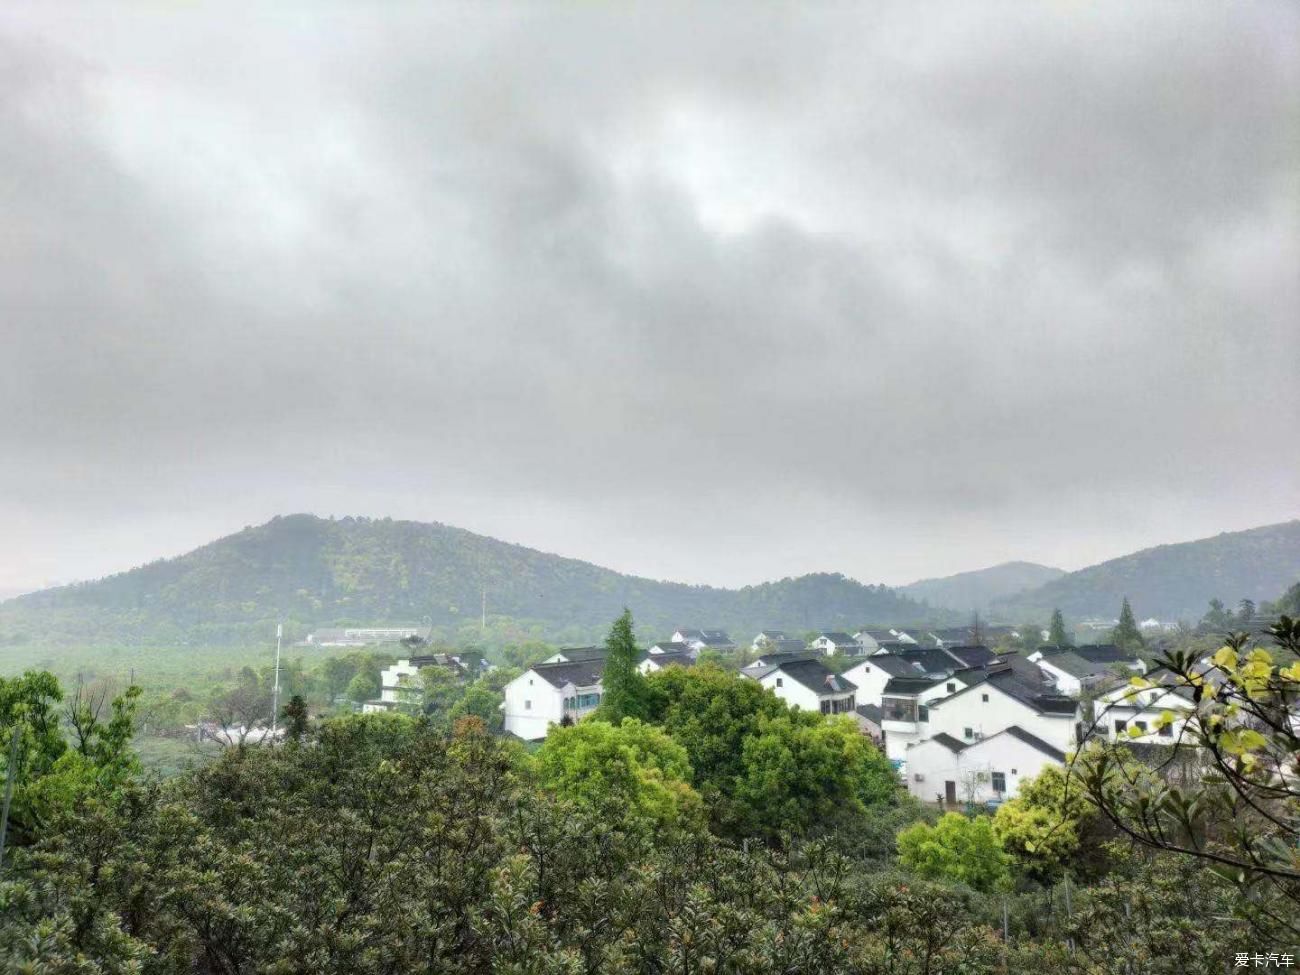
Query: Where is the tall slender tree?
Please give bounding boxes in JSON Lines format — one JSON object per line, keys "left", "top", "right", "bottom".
{"left": 598, "top": 609, "right": 649, "bottom": 722}
{"left": 1110, "top": 597, "right": 1145, "bottom": 651}
{"left": 1048, "top": 608, "right": 1071, "bottom": 648}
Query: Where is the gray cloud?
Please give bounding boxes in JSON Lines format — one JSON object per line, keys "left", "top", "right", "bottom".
{"left": 0, "top": 2, "right": 1296, "bottom": 592}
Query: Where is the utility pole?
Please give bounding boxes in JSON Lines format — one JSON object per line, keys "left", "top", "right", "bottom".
{"left": 0, "top": 725, "right": 21, "bottom": 875}
{"left": 270, "top": 623, "right": 283, "bottom": 745}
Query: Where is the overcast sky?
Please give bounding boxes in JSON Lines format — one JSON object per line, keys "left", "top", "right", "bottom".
{"left": 1, "top": 2, "right": 1297, "bottom": 595}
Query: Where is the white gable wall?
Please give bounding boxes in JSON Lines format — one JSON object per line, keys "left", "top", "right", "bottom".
{"left": 905, "top": 733, "right": 1063, "bottom": 803}
{"left": 843, "top": 659, "right": 891, "bottom": 706}
{"left": 757, "top": 670, "right": 822, "bottom": 712}
{"left": 503, "top": 670, "right": 567, "bottom": 740}
{"left": 926, "top": 683, "right": 1077, "bottom": 753}
{"left": 1035, "top": 659, "right": 1083, "bottom": 696}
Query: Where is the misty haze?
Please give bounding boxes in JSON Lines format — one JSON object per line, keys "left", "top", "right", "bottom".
{"left": 1, "top": 4, "right": 1297, "bottom": 972}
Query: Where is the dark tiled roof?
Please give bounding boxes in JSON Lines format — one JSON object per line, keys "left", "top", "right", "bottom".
{"left": 932, "top": 665, "right": 1077, "bottom": 716}
{"left": 774, "top": 658, "right": 858, "bottom": 695}
{"left": 755, "top": 630, "right": 789, "bottom": 640}
{"left": 553, "top": 646, "right": 606, "bottom": 662}
{"left": 1001, "top": 725, "right": 1067, "bottom": 762}
{"left": 942, "top": 645, "right": 997, "bottom": 668}
{"left": 649, "top": 641, "right": 692, "bottom": 654}
{"left": 850, "top": 654, "right": 919, "bottom": 678}
{"left": 530, "top": 658, "right": 606, "bottom": 689}
{"left": 675, "top": 628, "right": 705, "bottom": 640}
{"left": 897, "top": 648, "right": 960, "bottom": 675}
{"left": 818, "top": 632, "right": 857, "bottom": 644}
{"left": 855, "top": 703, "right": 883, "bottom": 723}
{"left": 883, "top": 676, "right": 943, "bottom": 695}
{"left": 751, "top": 650, "right": 821, "bottom": 668}
{"left": 929, "top": 732, "right": 968, "bottom": 752}
{"left": 770, "top": 639, "right": 809, "bottom": 654}
{"left": 642, "top": 651, "right": 695, "bottom": 669}
{"left": 1071, "top": 644, "right": 1132, "bottom": 664}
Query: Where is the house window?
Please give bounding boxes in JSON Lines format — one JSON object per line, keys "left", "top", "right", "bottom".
{"left": 1011, "top": 768, "right": 1017, "bottom": 775}
{"left": 1114, "top": 719, "right": 1126, "bottom": 734}
{"left": 820, "top": 700, "right": 830, "bottom": 715}
{"left": 1159, "top": 723, "right": 1173, "bottom": 738}
{"left": 1135, "top": 721, "right": 1147, "bottom": 733}
{"left": 981, "top": 693, "right": 989, "bottom": 702}
{"left": 991, "top": 772, "right": 1006, "bottom": 794}
{"left": 528, "top": 679, "right": 533, "bottom": 686}
{"left": 963, "top": 727, "right": 974, "bottom": 739}
{"left": 946, "top": 682, "right": 956, "bottom": 693}
{"left": 524, "top": 700, "right": 531, "bottom": 710}
{"left": 776, "top": 677, "right": 784, "bottom": 687}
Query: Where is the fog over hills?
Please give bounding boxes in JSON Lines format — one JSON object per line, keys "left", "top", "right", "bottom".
{"left": 990, "top": 520, "right": 1300, "bottom": 621}
{"left": 899, "top": 562, "right": 1066, "bottom": 613}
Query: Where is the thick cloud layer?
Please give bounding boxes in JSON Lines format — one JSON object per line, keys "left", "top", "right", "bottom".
{"left": 1, "top": 2, "right": 1296, "bottom": 592}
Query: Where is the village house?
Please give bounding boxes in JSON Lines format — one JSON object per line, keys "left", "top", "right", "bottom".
{"left": 1029, "top": 644, "right": 1147, "bottom": 696}
{"left": 646, "top": 640, "right": 695, "bottom": 657}
{"left": 904, "top": 725, "right": 1067, "bottom": 806}
{"left": 810, "top": 631, "right": 862, "bottom": 656}
{"left": 362, "top": 653, "right": 481, "bottom": 714}
{"left": 503, "top": 651, "right": 607, "bottom": 740}
{"left": 853, "top": 702, "right": 884, "bottom": 744}
{"left": 307, "top": 626, "right": 426, "bottom": 647}
{"left": 854, "top": 628, "right": 917, "bottom": 654}
{"left": 1089, "top": 666, "right": 1198, "bottom": 742}
{"left": 673, "top": 628, "right": 737, "bottom": 652}
{"left": 741, "top": 657, "right": 857, "bottom": 716}
{"left": 751, "top": 630, "right": 790, "bottom": 651}
{"left": 923, "top": 662, "right": 1080, "bottom": 757}
{"left": 637, "top": 650, "right": 696, "bottom": 674}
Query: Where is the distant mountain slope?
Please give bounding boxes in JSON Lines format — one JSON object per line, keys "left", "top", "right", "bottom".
{"left": 0, "top": 514, "right": 952, "bottom": 646}
{"left": 991, "top": 520, "right": 1300, "bottom": 621}
{"left": 899, "top": 561, "right": 1065, "bottom": 612}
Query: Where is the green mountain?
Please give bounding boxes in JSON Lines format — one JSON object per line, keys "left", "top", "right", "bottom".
{"left": 0, "top": 514, "right": 952, "bottom": 647}
{"left": 898, "top": 561, "right": 1065, "bottom": 613}
{"left": 990, "top": 520, "right": 1300, "bottom": 621}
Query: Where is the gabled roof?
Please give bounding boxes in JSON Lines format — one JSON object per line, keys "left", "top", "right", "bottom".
{"left": 749, "top": 649, "right": 821, "bottom": 668}
{"left": 875, "top": 640, "right": 916, "bottom": 654}
{"left": 929, "top": 665, "right": 1077, "bottom": 716}
{"left": 1070, "top": 644, "right": 1135, "bottom": 664}
{"left": 754, "top": 630, "right": 789, "bottom": 640}
{"left": 855, "top": 703, "right": 883, "bottom": 724}
{"left": 942, "top": 645, "right": 997, "bottom": 669}
{"left": 817, "top": 631, "right": 858, "bottom": 644}
{"left": 764, "top": 658, "right": 858, "bottom": 696}
{"left": 640, "top": 651, "right": 695, "bottom": 669}
{"left": 649, "top": 641, "right": 692, "bottom": 654}
{"left": 848, "top": 654, "right": 919, "bottom": 678}
{"left": 856, "top": 628, "right": 897, "bottom": 640}
{"left": 769, "top": 638, "right": 809, "bottom": 655}
{"left": 896, "top": 647, "right": 961, "bottom": 676}
{"left": 529, "top": 657, "right": 606, "bottom": 689}
{"left": 674, "top": 628, "right": 705, "bottom": 639}
{"left": 1038, "top": 651, "right": 1109, "bottom": 679}
{"left": 998, "top": 725, "right": 1067, "bottom": 762}
{"left": 883, "top": 676, "right": 944, "bottom": 695}
{"left": 549, "top": 646, "right": 606, "bottom": 663}
{"left": 929, "top": 732, "right": 968, "bottom": 753}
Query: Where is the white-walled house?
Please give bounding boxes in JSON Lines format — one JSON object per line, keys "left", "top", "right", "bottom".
{"left": 673, "top": 629, "right": 736, "bottom": 652}
{"left": 1090, "top": 673, "right": 1196, "bottom": 743}
{"left": 905, "top": 726, "right": 1066, "bottom": 806}
{"left": 1028, "top": 645, "right": 1147, "bottom": 696}
{"left": 362, "top": 654, "right": 477, "bottom": 714}
{"left": 743, "top": 658, "right": 858, "bottom": 716}
{"left": 647, "top": 640, "right": 694, "bottom": 657}
{"left": 751, "top": 630, "right": 790, "bottom": 651}
{"left": 924, "top": 667, "right": 1080, "bottom": 756}
{"left": 843, "top": 655, "right": 920, "bottom": 709}
{"left": 544, "top": 646, "right": 606, "bottom": 664}
{"left": 637, "top": 651, "right": 695, "bottom": 674}
{"left": 810, "top": 632, "right": 861, "bottom": 656}
{"left": 503, "top": 656, "right": 607, "bottom": 740}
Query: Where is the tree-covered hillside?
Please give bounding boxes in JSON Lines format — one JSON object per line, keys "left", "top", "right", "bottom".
{"left": 991, "top": 520, "right": 1300, "bottom": 621}
{"left": 899, "top": 560, "right": 1065, "bottom": 613}
{"left": 0, "top": 514, "right": 948, "bottom": 646}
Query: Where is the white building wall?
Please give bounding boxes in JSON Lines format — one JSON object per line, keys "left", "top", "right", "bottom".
{"left": 503, "top": 671, "right": 566, "bottom": 740}
{"left": 1035, "top": 660, "right": 1083, "bottom": 697}
{"left": 905, "top": 734, "right": 1063, "bottom": 803}
{"left": 1092, "top": 685, "right": 1195, "bottom": 742}
{"left": 843, "top": 659, "right": 891, "bottom": 706}
{"left": 757, "top": 672, "right": 823, "bottom": 712}
{"left": 925, "top": 685, "right": 1077, "bottom": 754}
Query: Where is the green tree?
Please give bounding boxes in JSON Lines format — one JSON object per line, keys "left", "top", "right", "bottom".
{"left": 418, "top": 665, "right": 464, "bottom": 719}
{"left": 534, "top": 717, "right": 703, "bottom": 831}
{"left": 1048, "top": 608, "right": 1071, "bottom": 648}
{"left": 345, "top": 668, "right": 380, "bottom": 704}
{"left": 1237, "top": 597, "right": 1256, "bottom": 622}
{"left": 1109, "top": 596, "right": 1145, "bottom": 651}
{"left": 321, "top": 656, "right": 357, "bottom": 699}
{"left": 992, "top": 765, "right": 1110, "bottom": 882}
{"left": 449, "top": 680, "right": 504, "bottom": 732}
{"left": 734, "top": 713, "right": 898, "bottom": 838}
{"left": 594, "top": 609, "right": 650, "bottom": 723}
{"left": 282, "top": 694, "right": 309, "bottom": 742}
{"left": 897, "top": 812, "right": 1012, "bottom": 893}
{"left": 1200, "top": 597, "right": 1234, "bottom": 632}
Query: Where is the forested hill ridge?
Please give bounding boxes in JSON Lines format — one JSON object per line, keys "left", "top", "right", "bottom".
{"left": 991, "top": 519, "right": 1300, "bottom": 621}
{"left": 898, "top": 561, "right": 1065, "bottom": 613}
{"left": 0, "top": 514, "right": 952, "bottom": 647}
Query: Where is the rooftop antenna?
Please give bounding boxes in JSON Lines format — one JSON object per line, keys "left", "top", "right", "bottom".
{"left": 270, "top": 623, "right": 283, "bottom": 744}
